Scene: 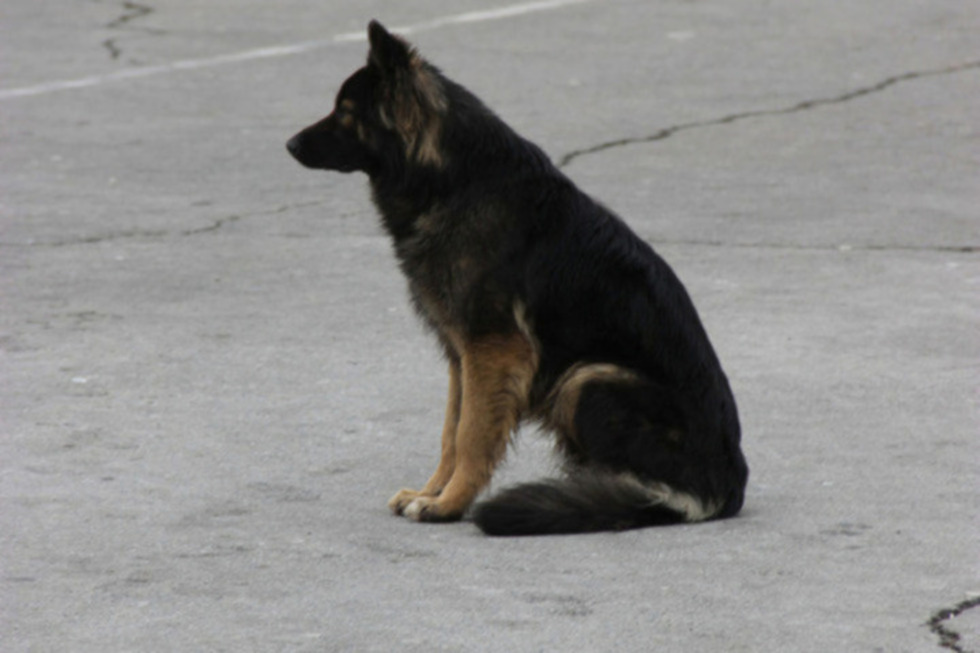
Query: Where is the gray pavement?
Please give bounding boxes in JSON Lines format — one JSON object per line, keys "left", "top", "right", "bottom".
{"left": 2, "top": 1, "right": 978, "bottom": 651}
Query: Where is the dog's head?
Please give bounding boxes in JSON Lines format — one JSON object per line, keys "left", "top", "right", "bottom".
{"left": 286, "top": 21, "right": 447, "bottom": 175}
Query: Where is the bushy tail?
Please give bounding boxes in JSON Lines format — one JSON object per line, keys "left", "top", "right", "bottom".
{"left": 472, "top": 470, "right": 715, "bottom": 536}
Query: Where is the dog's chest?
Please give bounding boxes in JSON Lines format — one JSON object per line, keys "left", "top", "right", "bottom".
{"left": 390, "top": 202, "right": 520, "bottom": 349}
{"left": 396, "top": 224, "right": 467, "bottom": 338}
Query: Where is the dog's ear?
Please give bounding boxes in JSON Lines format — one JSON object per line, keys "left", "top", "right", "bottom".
{"left": 365, "top": 19, "right": 446, "bottom": 167}
{"left": 367, "top": 20, "right": 413, "bottom": 76}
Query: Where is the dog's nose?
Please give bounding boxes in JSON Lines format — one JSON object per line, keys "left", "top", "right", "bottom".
{"left": 286, "top": 135, "right": 302, "bottom": 158}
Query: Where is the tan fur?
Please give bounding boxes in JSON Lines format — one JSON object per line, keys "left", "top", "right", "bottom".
{"left": 406, "top": 61, "right": 447, "bottom": 167}
{"left": 388, "top": 359, "right": 462, "bottom": 513}
{"left": 512, "top": 300, "right": 538, "bottom": 357}
{"left": 355, "top": 120, "right": 370, "bottom": 144}
{"left": 542, "top": 363, "right": 641, "bottom": 446}
{"left": 398, "top": 332, "right": 538, "bottom": 521}
{"left": 414, "top": 207, "right": 445, "bottom": 235}
{"left": 374, "top": 42, "right": 447, "bottom": 167}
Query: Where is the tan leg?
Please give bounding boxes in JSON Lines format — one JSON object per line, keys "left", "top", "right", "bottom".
{"left": 388, "top": 359, "right": 461, "bottom": 514}
{"left": 403, "top": 334, "right": 537, "bottom": 522}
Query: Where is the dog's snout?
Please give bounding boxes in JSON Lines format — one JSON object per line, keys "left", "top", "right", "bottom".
{"left": 286, "top": 135, "right": 302, "bottom": 158}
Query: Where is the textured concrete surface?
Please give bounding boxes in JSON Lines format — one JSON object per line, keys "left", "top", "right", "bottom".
{"left": 2, "top": 1, "right": 978, "bottom": 651}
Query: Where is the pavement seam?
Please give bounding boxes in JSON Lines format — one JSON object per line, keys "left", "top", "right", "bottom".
{"left": 556, "top": 59, "right": 980, "bottom": 169}
{"left": 926, "top": 596, "right": 980, "bottom": 653}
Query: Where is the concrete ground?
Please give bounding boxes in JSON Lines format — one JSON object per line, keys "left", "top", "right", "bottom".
{"left": 2, "top": 1, "right": 978, "bottom": 651}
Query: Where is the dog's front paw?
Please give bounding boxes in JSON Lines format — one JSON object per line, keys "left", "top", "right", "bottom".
{"left": 402, "top": 496, "right": 463, "bottom": 523}
{"left": 388, "top": 489, "right": 424, "bottom": 515}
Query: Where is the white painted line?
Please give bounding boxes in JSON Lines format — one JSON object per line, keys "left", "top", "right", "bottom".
{"left": 391, "top": 0, "right": 592, "bottom": 33}
{"left": 0, "top": 0, "right": 592, "bottom": 100}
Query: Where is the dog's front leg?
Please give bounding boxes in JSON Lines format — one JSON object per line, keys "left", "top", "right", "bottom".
{"left": 402, "top": 334, "right": 536, "bottom": 522}
{"left": 389, "top": 358, "right": 461, "bottom": 514}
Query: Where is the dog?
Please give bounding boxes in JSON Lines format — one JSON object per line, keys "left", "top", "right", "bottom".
{"left": 286, "top": 21, "right": 748, "bottom": 535}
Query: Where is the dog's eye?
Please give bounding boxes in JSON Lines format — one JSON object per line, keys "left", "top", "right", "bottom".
{"left": 335, "top": 105, "right": 357, "bottom": 129}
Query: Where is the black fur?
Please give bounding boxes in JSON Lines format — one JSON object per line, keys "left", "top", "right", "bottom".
{"left": 287, "top": 21, "right": 748, "bottom": 535}
{"left": 473, "top": 471, "right": 686, "bottom": 536}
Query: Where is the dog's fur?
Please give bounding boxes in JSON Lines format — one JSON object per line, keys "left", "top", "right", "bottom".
{"left": 287, "top": 21, "right": 748, "bottom": 535}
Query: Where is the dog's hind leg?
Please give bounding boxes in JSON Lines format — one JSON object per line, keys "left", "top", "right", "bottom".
{"left": 474, "top": 364, "right": 723, "bottom": 535}
{"left": 402, "top": 333, "right": 536, "bottom": 522}
{"left": 388, "top": 359, "right": 461, "bottom": 514}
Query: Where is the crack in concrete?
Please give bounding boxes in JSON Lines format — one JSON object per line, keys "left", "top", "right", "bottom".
{"left": 102, "top": 1, "right": 160, "bottom": 62}
{"left": 4, "top": 199, "right": 973, "bottom": 253}
{"left": 180, "top": 215, "right": 242, "bottom": 236}
{"left": 0, "top": 200, "right": 334, "bottom": 248}
{"left": 927, "top": 596, "right": 980, "bottom": 652}
{"left": 103, "top": 38, "right": 123, "bottom": 61}
{"left": 32, "top": 228, "right": 170, "bottom": 247}
{"left": 13, "top": 219, "right": 237, "bottom": 247}
{"left": 556, "top": 59, "right": 980, "bottom": 169}
{"left": 105, "top": 0, "right": 153, "bottom": 30}
{"left": 639, "top": 238, "right": 978, "bottom": 254}
{"left": 7, "top": 53, "right": 979, "bottom": 252}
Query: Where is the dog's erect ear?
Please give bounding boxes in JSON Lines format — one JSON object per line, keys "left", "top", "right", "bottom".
{"left": 368, "top": 20, "right": 413, "bottom": 76}
{"left": 364, "top": 19, "right": 446, "bottom": 167}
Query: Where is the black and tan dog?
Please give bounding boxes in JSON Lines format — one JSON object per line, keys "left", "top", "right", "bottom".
{"left": 287, "top": 21, "right": 748, "bottom": 535}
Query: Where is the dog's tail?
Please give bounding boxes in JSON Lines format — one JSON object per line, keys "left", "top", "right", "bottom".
{"left": 472, "top": 469, "right": 717, "bottom": 536}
